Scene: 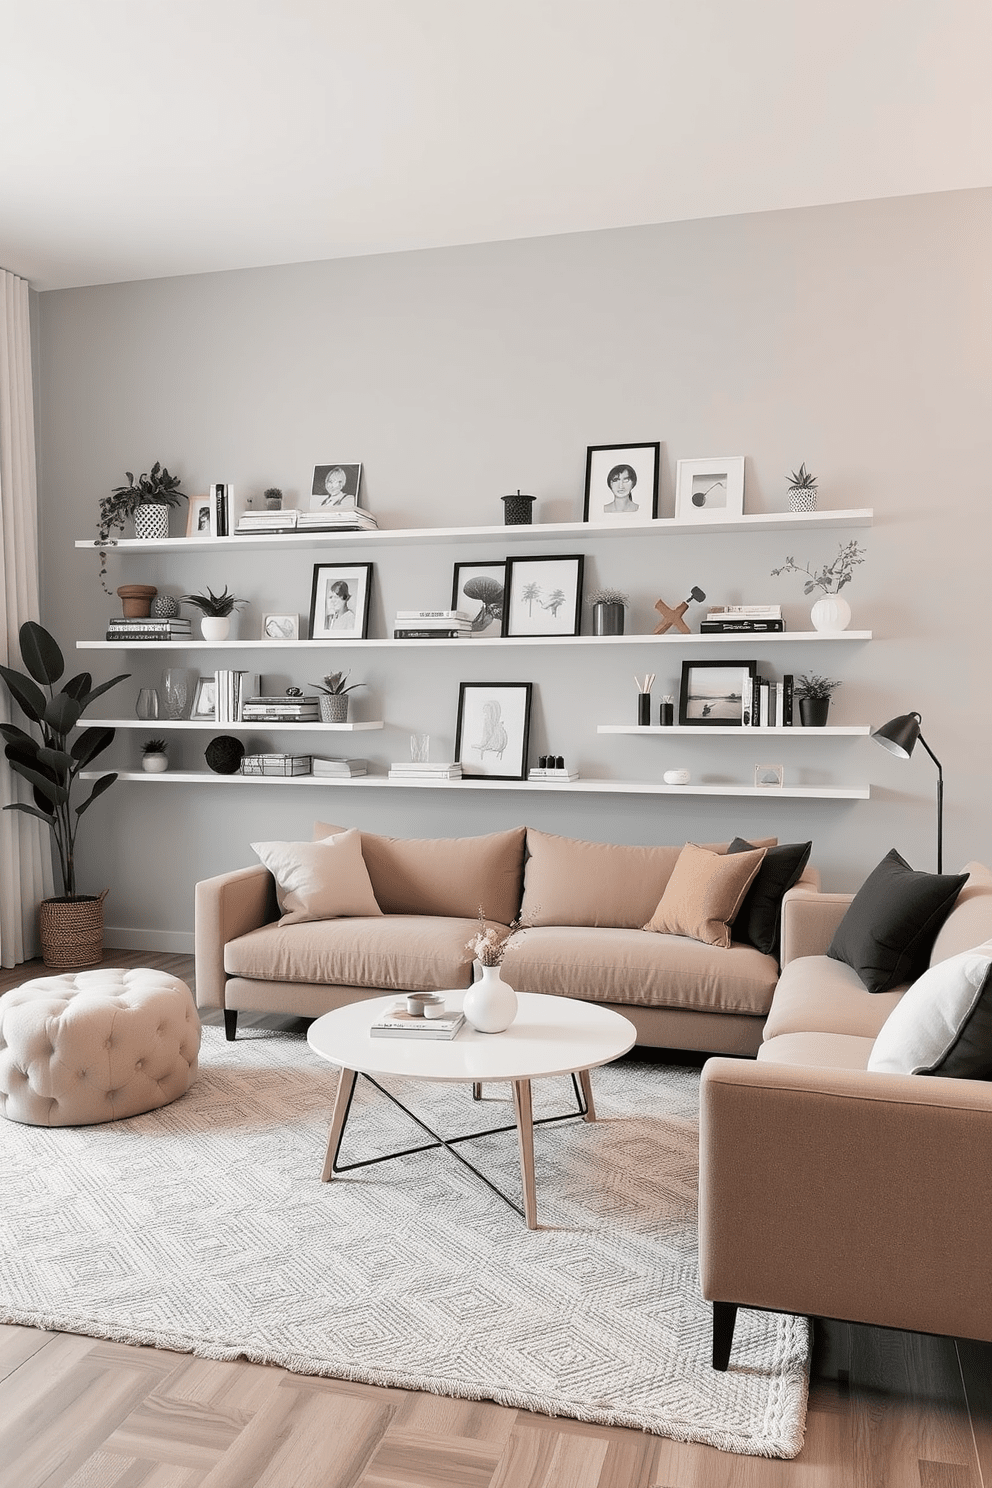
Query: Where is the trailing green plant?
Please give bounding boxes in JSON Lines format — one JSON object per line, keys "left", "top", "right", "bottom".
{"left": 794, "top": 672, "right": 840, "bottom": 700}
{"left": 0, "top": 622, "right": 129, "bottom": 897}
{"left": 95, "top": 463, "right": 188, "bottom": 594}
{"left": 771, "top": 539, "right": 866, "bottom": 595}
{"left": 311, "top": 671, "right": 364, "bottom": 696}
{"left": 586, "top": 588, "right": 630, "bottom": 608}
{"left": 142, "top": 738, "right": 167, "bottom": 755}
{"left": 182, "top": 586, "right": 247, "bottom": 617}
{"left": 787, "top": 463, "right": 818, "bottom": 492}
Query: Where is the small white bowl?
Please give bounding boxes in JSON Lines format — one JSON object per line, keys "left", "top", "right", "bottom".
{"left": 664, "top": 768, "right": 691, "bottom": 785}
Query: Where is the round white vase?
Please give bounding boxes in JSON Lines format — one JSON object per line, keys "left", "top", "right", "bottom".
{"left": 463, "top": 963, "right": 518, "bottom": 1034}
{"left": 810, "top": 594, "right": 851, "bottom": 632}
{"left": 141, "top": 753, "right": 168, "bottom": 773}
{"left": 200, "top": 615, "right": 231, "bottom": 640}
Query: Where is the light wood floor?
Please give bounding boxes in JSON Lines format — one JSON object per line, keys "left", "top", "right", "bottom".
{"left": 2, "top": 950, "right": 990, "bottom": 1488}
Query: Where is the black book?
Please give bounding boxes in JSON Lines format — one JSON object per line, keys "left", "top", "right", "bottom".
{"left": 782, "top": 674, "right": 794, "bottom": 727}
{"left": 212, "top": 482, "right": 229, "bottom": 537}
{"left": 699, "top": 619, "right": 785, "bottom": 633}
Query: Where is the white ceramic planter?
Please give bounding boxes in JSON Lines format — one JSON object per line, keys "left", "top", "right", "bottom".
{"left": 141, "top": 753, "right": 168, "bottom": 773}
{"left": 200, "top": 616, "right": 231, "bottom": 641}
{"left": 810, "top": 594, "right": 851, "bottom": 632}
{"left": 463, "top": 963, "right": 518, "bottom": 1033}
{"left": 134, "top": 504, "right": 170, "bottom": 540}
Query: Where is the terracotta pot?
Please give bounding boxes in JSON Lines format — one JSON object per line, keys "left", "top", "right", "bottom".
{"left": 117, "top": 584, "right": 157, "bottom": 618}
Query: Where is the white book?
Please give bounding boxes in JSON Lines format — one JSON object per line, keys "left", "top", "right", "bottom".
{"left": 394, "top": 609, "right": 471, "bottom": 621}
{"left": 741, "top": 674, "right": 753, "bottom": 726}
{"left": 370, "top": 1010, "right": 465, "bottom": 1039}
{"left": 388, "top": 761, "right": 459, "bottom": 771}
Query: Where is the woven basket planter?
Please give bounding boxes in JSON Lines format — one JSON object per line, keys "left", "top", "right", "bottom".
{"left": 39, "top": 893, "right": 107, "bottom": 969}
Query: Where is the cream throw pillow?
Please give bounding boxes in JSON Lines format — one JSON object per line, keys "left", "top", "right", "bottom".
{"left": 643, "top": 841, "right": 767, "bottom": 948}
{"left": 251, "top": 829, "right": 383, "bottom": 926}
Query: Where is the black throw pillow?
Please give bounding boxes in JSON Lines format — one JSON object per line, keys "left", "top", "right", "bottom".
{"left": 727, "top": 837, "right": 813, "bottom": 958}
{"left": 827, "top": 848, "right": 968, "bottom": 994}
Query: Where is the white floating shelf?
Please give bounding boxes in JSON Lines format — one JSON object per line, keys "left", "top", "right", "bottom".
{"left": 598, "top": 724, "right": 871, "bottom": 736}
{"left": 78, "top": 630, "right": 872, "bottom": 651}
{"left": 74, "top": 507, "right": 873, "bottom": 556}
{"left": 83, "top": 718, "right": 384, "bottom": 731}
{"left": 84, "top": 770, "right": 869, "bottom": 799}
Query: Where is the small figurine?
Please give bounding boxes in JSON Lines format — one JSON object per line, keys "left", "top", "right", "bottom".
{"left": 653, "top": 586, "right": 706, "bottom": 635}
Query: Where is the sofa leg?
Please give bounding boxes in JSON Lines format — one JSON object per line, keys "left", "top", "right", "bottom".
{"left": 224, "top": 1009, "right": 238, "bottom": 1041}
{"left": 712, "top": 1301, "right": 739, "bottom": 1371}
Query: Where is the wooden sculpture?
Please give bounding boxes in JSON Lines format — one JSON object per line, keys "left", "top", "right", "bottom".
{"left": 653, "top": 586, "right": 706, "bottom": 635}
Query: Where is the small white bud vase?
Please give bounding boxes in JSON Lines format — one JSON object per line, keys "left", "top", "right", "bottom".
{"left": 200, "top": 615, "right": 231, "bottom": 640}
{"left": 463, "top": 962, "right": 518, "bottom": 1034}
{"left": 809, "top": 595, "right": 852, "bottom": 632}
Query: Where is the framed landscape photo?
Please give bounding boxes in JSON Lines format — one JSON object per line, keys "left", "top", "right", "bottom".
{"left": 679, "top": 659, "right": 756, "bottom": 727}
{"left": 186, "top": 496, "right": 214, "bottom": 537}
{"left": 674, "top": 456, "right": 745, "bottom": 522}
{"left": 261, "top": 612, "right": 299, "bottom": 641}
{"left": 190, "top": 675, "right": 217, "bottom": 721}
{"left": 310, "top": 463, "right": 363, "bottom": 512}
{"left": 451, "top": 560, "right": 506, "bottom": 638}
{"left": 502, "top": 554, "right": 583, "bottom": 638}
{"left": 308, "top": 562, "right": 373, "bottom": 640}
{"left": 455, "top": 682, "right": 533, "bottom": 781}
{"left": 583, "top": 442, "right": 660, "bottom": 522}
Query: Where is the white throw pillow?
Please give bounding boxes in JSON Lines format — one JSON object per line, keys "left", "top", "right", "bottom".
{"left": 867, "top": 944, "right": 992, "bottom": 1077}
{"left": 251, "top": 829, "right": 383, "bottom": 926}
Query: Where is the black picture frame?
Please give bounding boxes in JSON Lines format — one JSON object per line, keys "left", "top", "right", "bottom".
{"left": 678, "top": 658, "right": 757, "bottom": 727}
{"left": 583, "top": 442, "right": 660, "bottom": 522}
{"left": 308, "top": 562, "right": 373, "bottom": 640}
{"left": 454, "top": 682, "right": 533, "bottom": 780}
{"left": 502, "top": 554, "right": 584, "bottom": 638}
{"left": 451, "top": 560, "right": 507, "bottom": 638}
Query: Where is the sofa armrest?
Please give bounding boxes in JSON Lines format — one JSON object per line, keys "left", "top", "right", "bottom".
{"left": 699, "top": 1057, "right": 992, "bottom": 1342}
{"left": 780, "top": 885, "right": 853, "bottom": 964}
{"left": 194, "top": 864, "right": 278, "bottom": 1009}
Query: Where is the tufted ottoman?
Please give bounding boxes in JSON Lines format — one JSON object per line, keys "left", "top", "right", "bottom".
{"left": 0, "top": 968, "right": 200, "bottom": 1126}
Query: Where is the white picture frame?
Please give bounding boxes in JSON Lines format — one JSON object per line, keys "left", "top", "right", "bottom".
{"left": 674, "top": 457, "right": 746, "bottom": 522}
{"left": 186, "top": 496, "right": 214, "bottom": 537}
{"left": 190, "top": 675, "right": 217, "bottom": 721}
{"left": 261, "top": 612, "right": 299, "bottom": 641}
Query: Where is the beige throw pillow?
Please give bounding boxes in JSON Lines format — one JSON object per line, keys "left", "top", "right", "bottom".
{"left": 643, "top": 842, "right": 767, "bottom": 948}
{"left": 251, "top": 829, "right": 383, "bottom": 926}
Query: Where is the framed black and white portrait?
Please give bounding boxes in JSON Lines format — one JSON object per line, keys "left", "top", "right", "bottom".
{"left": 583, "top": 442, "right": 660, "bottom": 522}
{"left": 451, "top": 560, "right": 506, "bottom": 638}
{"left": 454, "top": 682, "right": 533, "bottom": 781}
{"left": 308, "top": 563, "right": 373, "bottom": 640}
{"left": 310, "top": 463, "right": 363, "bottom": 512}
{"left": 674, "top": 457, "right": 745, "bottom": 522}
{"left": 261, "top": 612, "right": 299, "bottom": 641}
{"left": 186, "top": 496, "right": 214, "bottom": 537}
{"left": 190, "top": 675, "right": 217, "bottom": 721}
{"left": 502, "top": 554, "right": 583, "bottom": 638}
{"left": 678, "top": 659, "right": 756, "bottom": 727}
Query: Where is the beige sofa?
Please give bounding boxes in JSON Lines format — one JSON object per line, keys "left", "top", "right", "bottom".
{"left": 699, "top": 861, "right": 992, "bottom": 1365}
{"left": 195, "top": 824, "right": 814, "bottom": 1052}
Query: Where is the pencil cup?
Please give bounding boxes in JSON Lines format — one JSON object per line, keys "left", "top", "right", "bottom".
{"left": 637, "top": 694, "right": 651, "bottom": 726}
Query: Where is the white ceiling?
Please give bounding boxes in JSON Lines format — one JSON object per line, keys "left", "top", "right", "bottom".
{"left": 2, "top": 0, "right": 989, "bottom": 291}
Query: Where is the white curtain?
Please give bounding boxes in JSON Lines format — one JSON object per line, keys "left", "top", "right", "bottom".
{"left": 0, "top": 267, "right": 54, "bottom": 966}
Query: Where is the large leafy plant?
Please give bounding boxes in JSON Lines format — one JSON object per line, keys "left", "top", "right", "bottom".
{"left": 0, "top": 622, "right": 129, "bottom": 898}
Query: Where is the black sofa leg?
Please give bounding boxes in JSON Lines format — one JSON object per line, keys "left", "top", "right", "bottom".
{"left": 712, "top": 1301, "right": 739, "bottom": 1371}
{"left": 224, "top": 1009, "right": 238, "bottom": 1041}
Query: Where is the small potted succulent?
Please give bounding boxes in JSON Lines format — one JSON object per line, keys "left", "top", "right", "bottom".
{"left": 141, "top": 738, "right": 169, "bottom": 773}
{"left": 96, "top": 463, "right": 188, "bottom": 594}
{"left": 263, "top": 486, "right": 283, "bottom": 510}
{"left": 795, "top": 673, "right": 840, "bottom": 727}
{"left": 787, "top": 463, "right": 818, "bottom": 512}
{"left": 183, "top": 586, "right": 248, "bottom": 640}
{"left": 771, "top": 539, "right": 866, "bottom": 631}
{"left": 586, "top": 587, "right": 630, "bottom": 636}
{"left": 311, "top": 671, "right": 364, "bottom": 723}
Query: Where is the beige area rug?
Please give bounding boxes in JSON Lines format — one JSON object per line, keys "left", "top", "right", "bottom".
{"left": 0, "top": 1027, "right": 809, "bottom": 1458}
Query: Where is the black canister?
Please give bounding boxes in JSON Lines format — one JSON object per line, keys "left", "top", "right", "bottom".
{"left": 502, "top": 490, "right": 536, "bottom": 525}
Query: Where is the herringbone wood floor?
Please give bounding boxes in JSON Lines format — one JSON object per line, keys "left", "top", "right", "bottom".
{"left": 2, "top": 950, "right": 990, "bottom": 1487}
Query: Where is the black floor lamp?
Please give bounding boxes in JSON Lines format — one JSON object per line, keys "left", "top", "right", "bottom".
{"left": 870, "top": 711, "right": 944, "bottom": 872}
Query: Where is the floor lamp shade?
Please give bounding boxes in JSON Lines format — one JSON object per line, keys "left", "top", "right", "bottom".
{"left": 871, "top": 711, "right": 944, "bottom": 872}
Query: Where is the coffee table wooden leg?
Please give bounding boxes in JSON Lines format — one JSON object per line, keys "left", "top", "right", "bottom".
{"left": 320, "top": 1066, "right": 357, "bottom": 1182}
{"left": 511, "top": 1078, "right": 538, "bottom": 1229}
{"left": 577, "top": 1068, "right": 597, "bottom": 1123}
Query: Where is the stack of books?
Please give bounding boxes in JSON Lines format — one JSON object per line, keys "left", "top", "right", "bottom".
{"left": 241, "top": 694, "right": 320, "bottom": 723}
{"left": 742, "top": 673, "right": 795, "bottom": 728}
{"left": 388, "top": 761, "right": 462, "bottom": 781}
{"left": 700, "top": 605, "right": 785, "bottom": 633}
{"left": 370, "top": 1007, "right": 465, "bottom": 1040}
{"left": 236, "top": 509, "right": 299, "bottom": 533}
{"left": 214, "top": 670, "right": 260, "bottom": 722}
{"left": 311, "top": 757, "right": 368, "bottom": 778}
{"left": 393, "top": 609, "right": 471, "bottom": 639}
{"left": 527, "top": 766, "right": 579, "bottom": 782}
{"left": 106, "top": 616, "right": 192, "bottom": 642}
{"left": 296, "top": 510, "right": 379, "bottom": 533}
{"left": 241, "top": 754, "right": 312, "bottom": 776}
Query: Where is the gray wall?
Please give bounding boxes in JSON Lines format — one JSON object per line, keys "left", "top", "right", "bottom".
{"left": 35, "top": 188, "right": 991, "bottom": 949}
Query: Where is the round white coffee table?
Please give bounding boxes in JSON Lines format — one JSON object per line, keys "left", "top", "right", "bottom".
{"left": 307, "top": 991, "right": 636, "bottom": 1228}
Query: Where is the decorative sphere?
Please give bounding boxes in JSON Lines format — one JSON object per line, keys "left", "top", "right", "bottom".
{"left": 150, "top": 595, "right": 181, "bottom": 618}
{"left": 205, "top": 735, "right": 245, "bottom": 775}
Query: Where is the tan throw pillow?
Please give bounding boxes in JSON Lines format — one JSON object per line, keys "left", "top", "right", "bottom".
{"left": 251, "top": 829, "right": 383, "bottom": 926}
{"left": 643, "top": 842, "right": 767, "bottom": 948}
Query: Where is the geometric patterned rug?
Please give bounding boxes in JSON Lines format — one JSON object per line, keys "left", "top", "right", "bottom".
{"left": 0, "top": 1026, "right": 809, "bottom": 1458}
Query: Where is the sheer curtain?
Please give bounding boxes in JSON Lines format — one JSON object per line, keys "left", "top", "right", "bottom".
{"left": 0, "top": 267, "right": 54, "bottom": 966}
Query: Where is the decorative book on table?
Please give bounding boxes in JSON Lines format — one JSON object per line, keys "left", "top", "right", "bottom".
{"left": 388, "top": 762, "right": 462, "bottom": 779}
{"left": 311, "top": 757, "right": 368, "bottom": 777}
{"left": 369, "top": 1008, "right": 466, "bottom": 1039}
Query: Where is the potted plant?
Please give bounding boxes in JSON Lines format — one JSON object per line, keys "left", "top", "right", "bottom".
{"left": 795, "top": 672, "right": 840, "bottom": 727}
{"left": 586, "top": 587, "right": 630, "bottom": 636}
{"left": 96, "top": 463, "right": 188, "bottom": 594}
{"left": 771, "top": 539, "right": 866, "bottom": 631}
{"left": 263, "top": 486, "right": 283, "bottom": 510}
{"left": 787, "top": 463, "right": 818, "bottom": 512}
{"left": 141, "top": 738, "right": 169, "bottom": 773}
{"left": 0, "top": 621, "right": 129, "bottom": 966}
{"left": 183, "top": 585, "right": 248, "bottom": 640}
{"left": 311, "top": 671, "right": 364, "bottom": 723}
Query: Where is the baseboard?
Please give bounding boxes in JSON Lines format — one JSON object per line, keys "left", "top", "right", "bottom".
{"left": 104, "top": 926, "right": 195, "bottom": 954}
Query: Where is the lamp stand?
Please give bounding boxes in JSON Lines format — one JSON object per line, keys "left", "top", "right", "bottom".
{"left": 917, "top": 733, "right": 944, "bottom": 874}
